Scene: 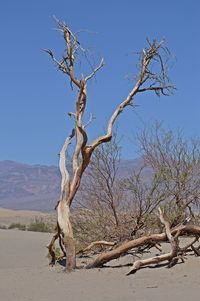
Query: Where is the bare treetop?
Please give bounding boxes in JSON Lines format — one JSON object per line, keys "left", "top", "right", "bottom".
{"left": 137, "top": 39, "right": 174, "bottom": 96}
{"left": 44, "top": 16, "right": 104, "bottom": 89}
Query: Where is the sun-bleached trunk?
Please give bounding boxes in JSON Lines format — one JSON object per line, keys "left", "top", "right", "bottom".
{"left": 57, "top": 201, "right": 76, "bottom": 271}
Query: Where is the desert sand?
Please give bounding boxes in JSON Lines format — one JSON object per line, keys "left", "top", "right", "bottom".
{"left": 0, "top": 229, "right": 200, "bottom": 301}
{"left": 0, "top": 207, "right": 54, "bottom": 226}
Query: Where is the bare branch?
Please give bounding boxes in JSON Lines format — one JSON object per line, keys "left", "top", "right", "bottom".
{"left": 138, "top": 85, "right": 175, "bottom": 96}
{"left": 77, "top": 240, "right": 115, "bottom": 255}
{"left": 87, "top": 40, "right": 174, "bottom": 153}
{"left": 42, "top": 48, "right": 68, "bottom": 73}
{"left": 83, "top": 113, "right": 94, "bottom": 128}
{"left": 85, "top": 58, "right": 105, "bottom": 82}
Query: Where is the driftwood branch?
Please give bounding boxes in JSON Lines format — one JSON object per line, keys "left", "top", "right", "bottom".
{"left": 191, "top": 244, "right": 200, "bottom": 256}
{"left": 77, "top": 240, "right": 116, "bottom": 255}
{"left": 86, "top": 225, "right": 200, "bottom": 270}
{"left": 180, "top": 237, "right": 198, "bottom": 253}
{"left": 127, "top": 207, "right": 180, "bottom": 274}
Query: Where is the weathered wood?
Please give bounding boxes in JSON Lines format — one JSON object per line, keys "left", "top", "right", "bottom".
{"left": 191, "top": 244, "right": 200, "bottom": 256}
{"left": 127, "top": 207, "right": 180, "bottom": 274}
{"left": 86, "top": 225, "right": 200, "bottom": 269}
{"left": 57, "top": 202, "right": 76, "bottom": 271}
{"left": 45, "top": 20, "right": 175, "bottom": 272}
{"left": 47, "top": 231, "right": 60, "bottom": 266}
{"left": 77, "top": 241, "right": 116, "bottom": 255}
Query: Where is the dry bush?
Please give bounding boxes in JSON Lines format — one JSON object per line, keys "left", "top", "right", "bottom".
{"left": 73, "top": 125, "right": 200, "bottom": 251}
{"left": 139, "top": 122, "right": 200, "bottom": 225}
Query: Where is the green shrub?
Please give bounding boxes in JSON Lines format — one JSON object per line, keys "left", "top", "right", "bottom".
{"left": 8, "top": 223, "right": 26, "bottom": 231}
{"left": 0, "top": 224, "right": 7, "bottom": 230}
{"left": 27, "top": 218, "right": 54, "bottom": 233}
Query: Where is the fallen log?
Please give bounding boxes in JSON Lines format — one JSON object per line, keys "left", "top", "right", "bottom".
{"left": 86, "top": 224, "right": 200, "bottom": 269}
{"left": 191, "top": 244, "right": 200, "bottom": 256}
{"left": 127, "top": 208, "right": 180, "bottom": 274}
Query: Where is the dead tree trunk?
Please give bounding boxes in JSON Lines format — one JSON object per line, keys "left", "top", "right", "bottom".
{"left": 45, "top": 18, "right": 174, "bottom": 271}
{"left": 86, "top": 224, "right": 200, "bottom": 270}
{"left": 54, "top": 131, "right": 76, "bottom": 270}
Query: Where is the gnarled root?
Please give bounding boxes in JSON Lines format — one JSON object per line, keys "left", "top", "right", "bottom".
{"left": 47, "top": 224, "right": 66, "bottom": 266}
{"left": 47, "top": 231, "right": 59, "bottom": 266}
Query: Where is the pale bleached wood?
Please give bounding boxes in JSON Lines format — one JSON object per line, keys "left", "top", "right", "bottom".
{"left": 127, "top": 207, "right": 179, "bottom": 274}
{"left": 59, "top": 131, "right": 74, "bottom": 200}
{"left": 86, "top": 225, "right": 200, "bottom": 270}
{"left": 77, "top": 240, "right": 116, "bottom": 255}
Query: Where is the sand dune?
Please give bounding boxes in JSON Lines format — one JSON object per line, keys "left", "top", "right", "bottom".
{"left": 0, "top": 207, "right": 54, "bottom": 226}
{"left": 0, "top": 229, "right": 199, "bottom": 301}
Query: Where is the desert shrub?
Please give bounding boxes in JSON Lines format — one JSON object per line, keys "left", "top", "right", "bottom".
{"left": 0, "top": 224, "right": 7, "bottom": 230}
{"left": 27, "top": 218, "right": 54, "bottom": 233}
{"left": 8, "top": 223, "right": 26, "bottom": 231}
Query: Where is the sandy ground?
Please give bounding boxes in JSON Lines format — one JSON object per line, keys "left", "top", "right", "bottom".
{"left": 0, "top": 229, "right": 200, "bottom": 301}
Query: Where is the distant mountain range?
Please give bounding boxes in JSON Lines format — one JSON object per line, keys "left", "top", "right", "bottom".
{"left": 0, "top": 159, "right": 145, "bottom": 211}
{"left": 0, "top": 161, "right": 60, "bottom": 211}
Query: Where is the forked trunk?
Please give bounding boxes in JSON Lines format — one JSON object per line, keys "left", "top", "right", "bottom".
{"left": 46, "top": 22, "right": 175, "bottom": 273}
{"left": 57, "top": 201, "right": 76, "bottom": 271}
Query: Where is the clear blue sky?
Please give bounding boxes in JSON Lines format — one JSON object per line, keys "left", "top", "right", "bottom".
{"left": 1, "top": 0, "right": 200, "bottom": 165}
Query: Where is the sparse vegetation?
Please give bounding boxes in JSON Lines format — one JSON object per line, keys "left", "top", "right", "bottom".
{"left": 27, "top": 218, "right": 54, "bottom": 233}
{"left": 70, "top": 126, "right": 200, "bottom": 272}
{"left": 0, "top": 219, "right": 55, "bottom": 233}
{"left": 0, "top": 224, "right": 7, "bottom": 230}
{"left": 8, "top": 223, "right": 26, "bottom": 231}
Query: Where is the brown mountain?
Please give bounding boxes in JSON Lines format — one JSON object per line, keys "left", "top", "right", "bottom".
{"left": 0, "top": 159, "right": 145, "bottom": 211}
{"left": 0, "top": 161, "right": 60, "bottom": 211}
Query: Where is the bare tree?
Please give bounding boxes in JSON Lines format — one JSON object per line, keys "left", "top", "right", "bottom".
{"left": 45, "top": 18, "right": 174, "bottom": 271}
